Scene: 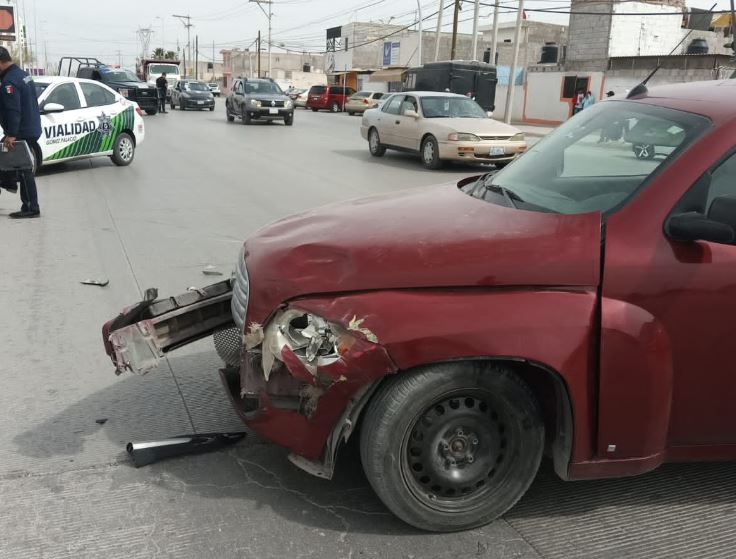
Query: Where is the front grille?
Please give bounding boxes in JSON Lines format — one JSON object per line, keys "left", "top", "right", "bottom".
{"left": 479, "top": 135, "right": 512, "bottom": 141}
{"left": 258, "top": 100, "right": 285, "bottom": 108}
{"left": 231, "top": 246, "right": 249, "bottom": 331}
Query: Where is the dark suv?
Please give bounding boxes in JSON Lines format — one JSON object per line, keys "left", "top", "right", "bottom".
{"left": 306, "top": 85, "right": 356, "bottom": 112}
{"left": 225, "top": 78, "right": 294, "bottom": 125}
{"left": 70, "top": 62, "right": 159, "bottom": 115}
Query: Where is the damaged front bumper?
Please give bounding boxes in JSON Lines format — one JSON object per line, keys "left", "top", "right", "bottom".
{"left": 102, "top": 283, "right": 397, "bottom": 477}
{"left": 102, "top": 281, "right": 234, "bottom": 375}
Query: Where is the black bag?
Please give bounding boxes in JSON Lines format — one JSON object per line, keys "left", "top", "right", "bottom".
{"left": 0, "top": 140, "right": 34, "bottom": 172}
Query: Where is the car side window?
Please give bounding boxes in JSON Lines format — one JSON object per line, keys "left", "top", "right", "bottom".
{"left": 383, "top": 95, "right": 404, "bottom": 115}
{"left": 401, "top": 96, "right": 418, "bottom": 115}
{"left": 707, "top": 152, "right": 736, "bottom": 211}
{"left": 80, "top": 82, "right": 116, "bottom": 108}
{"left": 45, "top": 83, "right": 82, "bottom": 110}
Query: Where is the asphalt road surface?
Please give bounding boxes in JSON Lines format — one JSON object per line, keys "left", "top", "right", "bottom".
{"left": 1, "top": 107, "right": 734, "bottom": 559}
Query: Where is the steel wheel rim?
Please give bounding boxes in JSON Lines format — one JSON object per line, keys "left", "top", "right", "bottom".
{"left": 401, "top": 389, "right": 515, "bottom": 513}
{"left": 423, "top": 140, "right": 435, "bottom": 163}
{"left": 370, "top": 130, "right": 379, "bottom": 151}
{"left": 118, "top": 137, "right": 134, "bottom": 161}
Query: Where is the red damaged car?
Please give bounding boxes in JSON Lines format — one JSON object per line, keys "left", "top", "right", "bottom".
{"left": 103, "top": 80, "right": 736, "bottom": 532}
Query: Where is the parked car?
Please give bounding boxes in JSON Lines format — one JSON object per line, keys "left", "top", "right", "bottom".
{"left": 22, "top": 76, "right": 145, "bottom": 169}
{"left": 294, "top": 89, "right": 309, "bottom": 108}
{"left": 225, "top": 78, "right": 294, "bottom": 125}
{"left": 288, "top": 87, "right": 306, "bottom": 101}
{"left": 306, "top": 84, "right": 356, "bottom": 112}
{"left": 345, "top": 91, "right": 385, "bottom": 116}
{"left": 208, "top": 82, "right": 221, "bottom": 97}
{"left": 103, "top": 79, "right": 736, "bottom": 533}
{"left": 171, "top": 80, "right": 216, "bottom": 111}
{"left": 361, "top": 91, "right": 526, "bottom": 169}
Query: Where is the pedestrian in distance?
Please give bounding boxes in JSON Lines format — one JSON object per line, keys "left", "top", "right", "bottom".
{"left": 582, "top": 91, "right": 596, "bottom": 110}
{"left": 0, "top": 46, "right": 42, "bottom": 219}
{"left": 156, "top": 73, "right": 168, "bottom": 113}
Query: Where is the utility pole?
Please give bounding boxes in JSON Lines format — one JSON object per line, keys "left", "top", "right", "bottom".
{"left": 490, "top": 0, "right": 500, "bottom": 65}
{"left": 137, "top": 27, "right": 154, "bottom": 61}
{"left": 173, "top": 14, "right": 193, "bottom": 76}
{"left": 434, "top": 0, "right": 444, "bottom": 61}
{"left": 212, "top": 40, "right": 216, "bottom": 80}
{"left": 450, "top": 0, "right": 460, "bottom": 60}
{"left": 195, "top": 35, "right": 199, "bottom": 79}
{"left": 504, "top": 0, "right": 524, "bottom": 124}
{"left": 417, "top": 0, "right": 423, "bottom": 65}
{"left": 257, "top": 30, "right": 262, "bottom": 78}
{"left": 471, "top": 0, "right": 480, "bottom": 60}
{"left": 250, "top": 0, "right": 273, "bottom": 77}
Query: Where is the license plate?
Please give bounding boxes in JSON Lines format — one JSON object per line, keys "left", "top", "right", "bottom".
{"left": 490, "top": 147, "right": 506, "bottom": 156}
{"left": 269, "top": 108, "right": 278, "bottom": 115}
{"left": 197, "top": 101, "right": 204, "bottom": 105}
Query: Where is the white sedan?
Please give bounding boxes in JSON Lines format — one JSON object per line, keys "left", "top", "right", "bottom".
{"left": 23, "top": 76, "right": 146, "bottom": 169}
{"left": 361, "top": 91, "right": 526, "bottom": 169}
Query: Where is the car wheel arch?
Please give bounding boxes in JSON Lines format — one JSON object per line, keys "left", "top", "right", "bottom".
{"left": 320, "top": 356, "right": 573, "bottom": 483}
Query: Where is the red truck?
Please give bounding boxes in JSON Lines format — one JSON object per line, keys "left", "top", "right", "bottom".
{"left": 103, "top": 80, "right": 736, "bottom": 532}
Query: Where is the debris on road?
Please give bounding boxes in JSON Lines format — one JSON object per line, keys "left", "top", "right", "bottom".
{"left": 202, "top": 265, "right": 223, "bottom": 276}
{"left": 95, "top": 418, "right": 108, "bottom": 425}
{"left": 127, "top": 432, "right": 246, "bottom": 467}
{"left": 80, "top": 279, "right": 110, "bottom": 287}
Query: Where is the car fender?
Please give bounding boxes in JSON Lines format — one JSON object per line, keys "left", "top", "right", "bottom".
{"left": 294, "top": 287, "right": 599, "bottom": 467}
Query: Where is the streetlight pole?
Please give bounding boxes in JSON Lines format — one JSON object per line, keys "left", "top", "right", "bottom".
{"left": 434, "top": 0, "right": 444, "bottom": 61}
{"left": 490, "top": 0, "right": 500, "bottom": 65}
{"left": 172, "top": 14, "right": 192, "bottom": 75}
{"left": 471, "top": 0, "right": 480, "bottom": 60}
{"left": 417, "top": 0, "right": 423, "bottom": 65}
{"left": 450, "top": 0, "right": 460, "bottom": 60}
{"left": 504, "top": 0, "right": 524, "bottom": 124}
{"left": 250, "top": 0, "right": 273, "bottom": 77}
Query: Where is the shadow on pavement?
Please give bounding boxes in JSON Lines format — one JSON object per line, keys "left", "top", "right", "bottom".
{"left": 332, "top": 148, "right": 499, "bottom": 174}
{"left": 11, "top": 348, "right": 736, "bottom": 538}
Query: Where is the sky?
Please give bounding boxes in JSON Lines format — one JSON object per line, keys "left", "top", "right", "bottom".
{"left": 15, "top": 0, "right": 734, "bottom": 70}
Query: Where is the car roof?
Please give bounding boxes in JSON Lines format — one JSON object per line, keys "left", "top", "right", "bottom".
{"left": 34, "top": 75, "right": 118, "bottom": 87}
{"left": 386, "top": 91, "right": 469, "bottom": 99}
{"left": 628, "top": 80, "right": 736, "bottom": 123}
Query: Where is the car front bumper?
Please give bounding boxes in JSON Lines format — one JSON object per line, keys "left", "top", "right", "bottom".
{"left": 246, "top": 108, "right": 293, "bottom": 120}
{"left": 181, "top": 99, "right": 216, "bottom": 109}
{"left": 438, "top": 140, "right": 528, "bottom": 163}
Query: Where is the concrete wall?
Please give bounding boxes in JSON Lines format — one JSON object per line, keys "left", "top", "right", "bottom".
{"left": 603, "top": 67, "right": 723, "bottom": 96}
{"left": 522, "top": 70, "right": 605, "bottom": 124}
{"left": 567, "top": 0, "right": 614, "bottom": 64}
{"left": 493, "top": 85, "right": 526, "bottom": 122}
{"left": 481, "top": 21, "right": 568, "bottom": 67}
{"left": 608, "top": 2, "right": 683, "bottom": 57}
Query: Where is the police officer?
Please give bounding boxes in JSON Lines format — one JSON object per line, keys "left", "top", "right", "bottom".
{"left": 156, "top": 73, "right": 168, "bottom": 113}
{"left": 0, "top": 47, "right": 41, "bottom": 218}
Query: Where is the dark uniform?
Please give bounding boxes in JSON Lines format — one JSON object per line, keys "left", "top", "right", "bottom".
{"left": 156, "top": 74, "right": 168, "bottom": 113}
{"left": 0, "top": 62, "right": 42, "bottom": 215}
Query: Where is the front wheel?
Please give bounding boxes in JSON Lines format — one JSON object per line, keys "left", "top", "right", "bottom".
{"left": 110, "top": 132, "right": 135, "bottom": 166}
{"left": 170, "top": 101, "right": 175, "bottom": 110}
{"left": 284, "top": 114, "right": 294, "bottom": 126}
{"left": 360, "top": 362, "right": 544, "bottom": 532}
{"left": 421, "top": 136, "right": 443, "bottom": 170}
{"left": 242, "top": 108, "right": 251, "bottom": 125}
{"left": 311, "top": 107, "right": 319, "bottom": 112}
{"left": 145, "top": 109, "right": 157, "bottom": 115}
{"left": 330, "top": 102, "right": 341, "bottom": 113}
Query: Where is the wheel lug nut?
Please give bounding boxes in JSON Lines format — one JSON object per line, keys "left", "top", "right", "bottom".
{"left": 472, "top": 438, "right": 479, "bottom": 445}
{"left": 467, "top": 456, "right": 474, "bottom": 463}
{"left": 457, "top": 429, "right": 464, "bottom": 436}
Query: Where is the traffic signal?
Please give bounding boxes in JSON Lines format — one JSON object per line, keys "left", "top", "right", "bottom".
{"left": 0, "top": 6, "right": 15, "bottom": 36}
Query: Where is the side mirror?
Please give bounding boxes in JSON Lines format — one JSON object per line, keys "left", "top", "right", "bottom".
{"left": 42, "top": 102, "right": 65, "bottom": 114}
{"left": 404, "top": 109, "right": 419, "bottom": 119}
{"left": 665, "top": 211, "right": 735, "bottom": 244}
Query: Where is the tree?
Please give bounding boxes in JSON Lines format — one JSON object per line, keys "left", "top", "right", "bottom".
{"left": 152, "top": 47, "right": 166, "bottom": 59}
{"left": 165, "top": 50, "right": 177, "bottom": 60}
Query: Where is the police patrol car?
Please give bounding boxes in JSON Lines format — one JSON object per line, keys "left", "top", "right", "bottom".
{"left": 14, "top": 76, "right": 145, "bottom": 169}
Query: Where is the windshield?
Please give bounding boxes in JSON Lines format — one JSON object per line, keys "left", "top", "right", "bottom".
{"left": 186, "top": 81, "right": 210, "bottom": 92}
{"left": 473, "top": 101, "right": 711, "bottom": 215}
{"left": 246, "top": 81, "right": 284, "bottom": 95}
{"left": 149, "top": 64, "right": 179, "bottom": 76}
{"left": 421, "top": 96, "right": 487, "bottom": 119}
{"left": 103, "top": 69, "right": 139, "bottom": 82}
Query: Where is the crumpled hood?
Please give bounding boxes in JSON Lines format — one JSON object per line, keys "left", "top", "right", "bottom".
{"left": 243, "top": 182, "right": 601, "bottom": 323}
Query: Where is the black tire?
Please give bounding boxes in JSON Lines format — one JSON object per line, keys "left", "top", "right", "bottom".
{"left": 31, "top": 144, "right": 42, "bottom": 174}
{"left": 284, "top": 114, "right": 294, "bottom": 126}
{"left": 170, "top": 101, "right": 175, "bottom": 110}
{"left": 421, "top": 135, "right": 443, "bottom": 170}
{"left": 348, "top": 111, "right": 355, "bottom": 116}
{"left": 180, "top": 102, "right": 186, "bottom": 111}
{"left": 209, "top": 106, "right": 215, "bottom": 112}
{"left": 145, "top": 109, "right": 157, "bottom": 115}
{"left": 360, "top": 362, "right": 544, "bottom": 532}
{"left": 330, "top": 102, "right": 341, "bottom": 113}
{"left": 368, "top": 128, "right": 386, "bottom": 157}
{"left": 242, "top": 108, "right": 251, "bottom": 125}
{"left": 494, "top": 161, "right": 509, "bottom": 169}
{"left": 311, "top": 107, "right": 319, "bottom": 112}
{"left": 633, "top": 143, "right": 656, "bottom": 160}
{"left": 226, "top": 109, "right": 235, "bottom": 122}
{"left": 110, "top": 132, "right": 135, "bottom": 167}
